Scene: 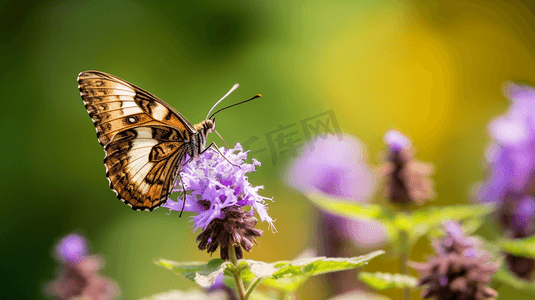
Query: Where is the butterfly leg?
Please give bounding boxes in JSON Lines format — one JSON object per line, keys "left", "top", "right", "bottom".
{"left": 214, "top": 129, "right": 229, "bottom": 149}
{"left": 178, "top": 174, "right": 187, "bottom": 217}
{"left": 201, "top": 142, "right": 241, "bottom": 168}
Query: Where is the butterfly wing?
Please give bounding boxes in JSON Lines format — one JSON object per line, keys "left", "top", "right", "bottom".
{"left": 104, "top": 126, "right": 186, "bottom": 210}
{"left": 78, "top": 71, "right": 195, "bottom": 211}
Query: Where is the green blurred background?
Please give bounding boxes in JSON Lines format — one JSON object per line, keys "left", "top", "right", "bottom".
{"left": 2, "top": 0, "right": 535, "bottom": 299}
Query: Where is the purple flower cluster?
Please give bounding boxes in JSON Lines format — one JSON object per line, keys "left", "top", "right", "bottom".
{"left": 164, "top": 143, "right": 274, "bottom": 233}
{"left": 207, "top": 273, "right": 237, "bottom": 300}
{"left": 286, "top": 133, "right": 374, "bottom": 200}
{"left": 285, "top": 134, "right": 385, "bottom": 296}
{"left": 410, "top": 222, "right": 498, "bottom": 300}
{"left": 46, "top": 234, "right": 119, "bottom": 300}
{"left": 164, "top": 143, "right": 274, "bottom": 259}
{"left": 477, "top": 82, "right": 535, "bottom": 279}
{"left": 477, "top": 83, "right": 535, "bottom": 203}
{"left": 378, "top": 130, "right": 435, "bottom": 206}
{"left": 384, "top": 130, "right": 412, "bottom": 152}
{"left": 55, "top": 233, "right": 88, "bottom": 264}
{"left": 285, "top": 134, "right": 385, "bottom": 247}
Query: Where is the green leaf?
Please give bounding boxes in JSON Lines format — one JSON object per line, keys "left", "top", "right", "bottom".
{"left": 156, "top": 251, "right": 384, "bottom": 293}
{"left": 459, "top": 216, "right": 487, "bottom": 235}
{"left": 358, "top": 272, "right": 418, "bottom": 290}
{"left": 499, "top": 235, "right": 535, "bottom": 258}
{"left": 270, "top": 250, "right": 384, "bottom": 279}
{"left": 260, "top": 275, "right": 309, "bottom": 292}
{"left": 255, "top": 248, "right": 316, "bottom": 292}
{"left": 410, "top": 204, "right": 495, "bottom": 229}
{"left": 406, "top": 204, "right": 495, "bottom": 243}
{"left": 245, "top": 251, "right": 385, "bottom": 292}
{"left": 248, "top": 290, "right": 278, "bottom": 300}
{"left": 426, "top": 216, "right": 486, "bottom": 239}
{"left": 306, "top": 193, "right": 397, "bottom": 241}
{"left": 234, "top": 260, "right": 261, "bottom": 287}
{"left": 493, "top": 267, "right": 535, "bottom": 294}
{"left": 155, "top": 258, "right": 228, "bottom": 288}
{"left": 306, "top": 193, "right": 495, "bottom": 246}
{"left": 306, "top": 193, "right": 386, "bottom": 220}
{"left": 393, "top": 213, "right": 412, "bottom": 231}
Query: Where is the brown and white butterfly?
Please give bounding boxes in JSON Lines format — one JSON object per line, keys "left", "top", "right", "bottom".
{"left": 77, "top": 71, "right": 257, "bottom": 211}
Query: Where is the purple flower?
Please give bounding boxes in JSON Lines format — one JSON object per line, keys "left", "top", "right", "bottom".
{"left": 55, "top": 234, "right": 88, "bottom": 264}
{"left": 286, "top": 133, "right": 374, "bottom": 200}
{"left": 476, "top": 82, "right": 535, "bottom": 279}
{"left": 164, "top": 143, "right": 274, "bottom": 232}
{"left": 477, "top": 82, "right": 535, "bottom": 203}
{"left": 164, "top": 143, "right": 274, "bottom": 259}
{"left": 46, "top": 234, "right": 119, "bottom": 300}
{"left": 384, "top": 130, "right": 411, "bottom": 152}
{"left": 207, "top": 273, "right": 237, "bottom": 300}
{"left": 509, "top": 195, "right": 535, "bottom": 234}
{"left": 439, "top": 221, "right": 481, "bottom": 257}
{"left": 285, "top": 133, "right": 385, "bottom": 248}
{"left": 285, "top": 133, "right": 385, "bottom": 297}
{"left": 499, "top": 193, "right": 535, "bottom": 279}
{"left": 410, "top": 222, "right": 499, "bottom": 300}
{"left": 377, "top": 130, "right": 435, "bottom": 206}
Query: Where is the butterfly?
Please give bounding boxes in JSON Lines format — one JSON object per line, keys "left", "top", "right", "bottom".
{"left": 77, "top": 71, "right": 259, "bottom": 211}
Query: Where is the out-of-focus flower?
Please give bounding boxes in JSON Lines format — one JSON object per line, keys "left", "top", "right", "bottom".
{"left": 286, "top": 134, "right": 374, "bottom": 200}
{"left": 46, "top": 234, "right": 119, "bottom": 300}
{"left": 164, "top": 143, "right": 274, "bottom": 260}
{"left": 285, "top": 133, "right": 385, "bottom": 296}
{"left": 376, "top": 130, "right": 435, "bottom": 206}
{"left": 55, "top": 234, "right": 88, "bottom": 264}
{"left": 498, "top": 192, "right": 535, "bottom": 279}
{"left": 477, "top": 83, "right": 535, "bottom": 203}
{"left": 476, "top": 82, "right": 535, "bottom": 279}
{"left": 501, "top": 194, "right": 535, "bottom": 279}
{"left": 285, "top": 133, "right": 385, "bottom": 247}
{"left": 206, "top": 273, "right": 237, "bottom": 300}
{"left": 410, "top": 221, "right": 498, "bottom": 300}
{"left": 499, "top": 193, "right": 535, "bottom": 239}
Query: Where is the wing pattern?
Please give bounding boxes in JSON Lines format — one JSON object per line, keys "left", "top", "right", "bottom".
{"left": 78, "top": 71, "right": 195, "bottom": 211}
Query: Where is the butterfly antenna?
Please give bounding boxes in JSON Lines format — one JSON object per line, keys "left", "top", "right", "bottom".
{"left": 208, "top": 94, "right": 262, "bottom": 120}
{"left": 206, "top": 83, "right": 240, "bottom": 120}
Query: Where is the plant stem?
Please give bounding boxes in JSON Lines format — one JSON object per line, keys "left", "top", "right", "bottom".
{"left": 244, "top": 278, "right": 263, "bottom": 299}
{"left": 400, "top": 229, "right": 410, "bottom": 300}
{"left": 229, "top": 246, "right": 247, "bottom": 300}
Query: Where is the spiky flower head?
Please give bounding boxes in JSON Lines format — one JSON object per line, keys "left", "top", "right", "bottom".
{"left": 377, "top": 130, "right": 435, "bottom": 206}
{"left": 410, "top": 221, "right": 498, "bottom": 300}
{"left": 46, "top": 234, "right": 119, "bottom": 300}
{"left": 164, "top": 143, "right": 274, "bottom": 260}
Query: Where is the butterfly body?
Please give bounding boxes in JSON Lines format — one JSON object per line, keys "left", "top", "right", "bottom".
{"left": 78, "top": 71, "right": 215, "bottom": 211}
